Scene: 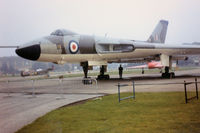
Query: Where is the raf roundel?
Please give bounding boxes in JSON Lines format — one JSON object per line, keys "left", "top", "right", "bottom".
{"left": 69, "top": 41, "right": 79, "bottom": 54}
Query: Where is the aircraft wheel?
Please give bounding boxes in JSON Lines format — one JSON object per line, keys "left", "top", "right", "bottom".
{"left": 97, "top": 74, "right": 110, "bottom": 80}
{"left": 82, "top": 77, "right": 92, "bottom": 85}
{"left": 170, "top": 72, "right": 175, "bottom": 78}
{"left": 162, "top": 73, "right": 167, "bottom": 78}
{"left": 162, "top": 73, "right": 169, "bottom": 78}
{"left": 162, "top": 72, "right": 175, "bottom": 79}
{"left": 103, "top": 75, "right": 109, "bottom": 79}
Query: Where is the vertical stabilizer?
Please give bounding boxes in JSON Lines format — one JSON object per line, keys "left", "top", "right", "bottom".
{"left": 147, "top": 20, "right": 168, "bottom": 43}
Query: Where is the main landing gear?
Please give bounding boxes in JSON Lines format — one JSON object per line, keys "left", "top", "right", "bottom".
{"left": 161, "top": 67, "right": 175, "bottom": 79}
{"left": 97, "top": 65, "right": 110, "bottom": 80}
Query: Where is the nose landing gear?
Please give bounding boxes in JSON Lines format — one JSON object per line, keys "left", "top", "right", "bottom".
{"left": 81, "top": 62, "right": 93, "bottom": 84}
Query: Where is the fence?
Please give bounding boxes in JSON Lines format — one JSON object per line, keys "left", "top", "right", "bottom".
{"left": 117, "top": 78, "right": 199, "bottom": 103}
{"left": 117, "top": 81, "right": 135, "bottom": 102}
{"left": 0, "top": 77, "right": 98, "bottom": 98}
{"left": 184, "top": 78, "right": 199, "bottom": 103}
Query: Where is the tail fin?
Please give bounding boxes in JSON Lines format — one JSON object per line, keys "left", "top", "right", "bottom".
{"left": 147, "top": 20, "right": 168, "bottom": 43}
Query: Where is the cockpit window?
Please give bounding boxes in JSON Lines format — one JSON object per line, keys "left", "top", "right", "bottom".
{"left": 50, "top": 29, "right": 77, "bottom": 36}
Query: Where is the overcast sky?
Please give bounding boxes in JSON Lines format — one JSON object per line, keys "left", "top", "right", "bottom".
{"left": 0, "top": 0, "right": 200, "bottom": 57}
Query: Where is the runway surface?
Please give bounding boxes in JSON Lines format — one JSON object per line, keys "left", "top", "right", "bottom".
{"left": 0, "top": 68, "right": 200, "bottom": 133}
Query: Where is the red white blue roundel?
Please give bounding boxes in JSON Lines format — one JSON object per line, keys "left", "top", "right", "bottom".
{"left": 69, "top": 41, "right": 79, "bottom": 54}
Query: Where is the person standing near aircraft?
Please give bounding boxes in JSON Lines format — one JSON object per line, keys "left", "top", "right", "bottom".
{"left": 119, "top": 65, "right": 123, "bottom": 79}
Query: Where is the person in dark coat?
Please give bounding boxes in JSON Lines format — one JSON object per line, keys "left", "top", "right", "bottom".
{"left": 118, "top": 65, "right": 123, "bottom": 79}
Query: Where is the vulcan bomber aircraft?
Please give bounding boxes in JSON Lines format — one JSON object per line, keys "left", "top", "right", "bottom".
{"left": 3, "top": 20, "right": 200, "bottom": 79}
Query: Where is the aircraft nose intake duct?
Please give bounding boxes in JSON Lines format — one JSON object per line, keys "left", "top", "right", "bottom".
{"left": 15, "top": 44, "right": 41, "bottom": 61}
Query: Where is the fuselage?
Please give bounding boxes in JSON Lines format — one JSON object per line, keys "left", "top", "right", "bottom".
{"left": 15, "top": 29, "right": 200, "bottom": 65}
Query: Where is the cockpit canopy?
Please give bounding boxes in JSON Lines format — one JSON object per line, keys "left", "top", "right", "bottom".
{"left": 50, "top": 29, "right": 77, "bottom": 36}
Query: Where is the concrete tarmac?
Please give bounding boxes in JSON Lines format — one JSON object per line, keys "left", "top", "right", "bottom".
{"left": 0, "top": 93, "right": 102, "bottom": 133}
{"left": 0, "top": 68, "right": 200, "bottom": 133}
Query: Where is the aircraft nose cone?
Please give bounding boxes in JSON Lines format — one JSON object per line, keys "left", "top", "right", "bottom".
{"left": 15, "top": 44, "right": 41, "bottom": 60}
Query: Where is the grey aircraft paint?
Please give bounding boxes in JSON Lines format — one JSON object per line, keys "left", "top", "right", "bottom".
{"left": 15, "top": 20, "right": 200, "bottom": 66}
{"left": 147, "top": 20, "right": 168, "bottom": 43}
